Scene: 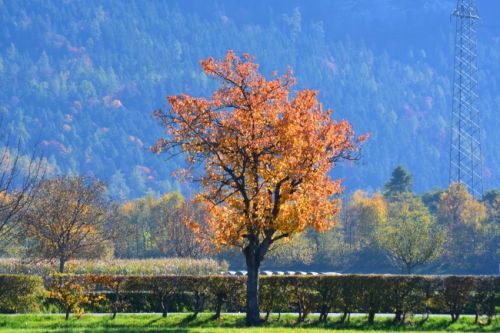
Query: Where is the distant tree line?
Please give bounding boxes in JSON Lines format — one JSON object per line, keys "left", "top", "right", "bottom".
{"left": 0, "top": 160, "right": 497, "bottom": 275}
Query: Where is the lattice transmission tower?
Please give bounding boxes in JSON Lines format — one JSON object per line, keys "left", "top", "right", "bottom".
{"left": 449, "top": 0, "right": 483, "bottom": 197}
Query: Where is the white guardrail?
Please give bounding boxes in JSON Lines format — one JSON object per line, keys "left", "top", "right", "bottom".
{"left": 222, "top": 271, "right": 342, "bottom": 276}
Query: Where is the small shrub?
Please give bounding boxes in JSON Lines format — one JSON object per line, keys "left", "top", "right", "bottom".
{"left": 46, "top": 273, "right": 92, "bottom": 320}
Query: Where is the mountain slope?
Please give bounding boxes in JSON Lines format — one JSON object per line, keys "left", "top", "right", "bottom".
{"left": 0, "top": 0, "right": 498, "bottom": 198}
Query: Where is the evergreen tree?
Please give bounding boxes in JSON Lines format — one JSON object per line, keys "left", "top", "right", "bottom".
{"left": 384, "top": 165, "right": 413, "bottom": 199}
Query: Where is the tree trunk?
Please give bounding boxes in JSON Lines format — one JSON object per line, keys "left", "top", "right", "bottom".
{"left": 161, "top": 300, "right": 168, "bottom": 318}
{"left": 112, "top": 294, "right": 119, "bottom": 319}
{"left": 264, "top": 310, "right": 270, "bottom": 322}
{"left": 319, "top": 305, "right": 329, "bottom": 322}
{"left": 297, "top": 300, "right": 304, "bottom": 323}
{"left": 368, "top": 310, "right": 376, "bottom": 325}
{"left": 244, "top": 245, "right": 261, "bottom": 326}
{"left": 394, "top": 309, "right": 402, "bottom": 323}
{"left": 340, "top": 310, "right": 349, "bottom": 323}
{"left": 65, "top": 308, "right": 70, "bottom": 320}
{"left": 59, "top": 257, "right": 66, "bottom": 273}
{"left": 193, "top": 293, "right": 203, "bottom": 318}
{"left": 214, "top": 299, "right": 222, "bottom": 319}
{"left": 424, "top": 308, "right": 430, "bottom": 321}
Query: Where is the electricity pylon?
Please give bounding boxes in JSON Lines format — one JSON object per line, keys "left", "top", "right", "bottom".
{"left": 449, "top": 0, "right": 483, "bottom": 197}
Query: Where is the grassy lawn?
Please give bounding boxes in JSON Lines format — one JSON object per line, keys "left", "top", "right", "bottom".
{"left": 0, "top": 313, "right": 498, "bottom": 333}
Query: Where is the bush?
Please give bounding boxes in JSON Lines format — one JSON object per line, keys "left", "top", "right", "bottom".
{"left": 0, "top": 274, "right": 44, "bottom": 313}
{"left": 45, "top": 274, "right": 98, "bottom": 320}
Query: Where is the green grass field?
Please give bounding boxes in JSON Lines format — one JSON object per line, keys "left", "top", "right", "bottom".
{"left": 0, "top": 313, "right": 498, "bottom": 333}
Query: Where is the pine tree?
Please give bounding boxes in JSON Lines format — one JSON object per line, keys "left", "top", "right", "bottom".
{"left": 384, "top": 165, "right": 413, "bottom": 200}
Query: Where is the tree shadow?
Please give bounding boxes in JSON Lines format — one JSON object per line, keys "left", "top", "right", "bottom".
{"left": 146, "top": 317, "right": 163, "bottom": 326}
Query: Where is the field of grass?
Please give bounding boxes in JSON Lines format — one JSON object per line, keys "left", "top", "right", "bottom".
{"left": 0, "top": 258, "right": 227, "bottom": 276}
{"left": 0, "top": 313, "right": 498, "bottom": 333}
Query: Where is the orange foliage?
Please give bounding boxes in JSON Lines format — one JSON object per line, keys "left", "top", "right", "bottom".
{"left": 153, "top": 50, "right": 366, "bottom": 250}
{"left": 438, "top": 183, "right": 487, "bottom": 229}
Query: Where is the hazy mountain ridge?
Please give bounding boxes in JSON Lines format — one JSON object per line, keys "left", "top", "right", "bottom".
{"left": 0, "top": 0, "right": 498, "bottom": 198}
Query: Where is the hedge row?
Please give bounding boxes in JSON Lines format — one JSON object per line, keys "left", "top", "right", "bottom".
{"left": 2, "top": 274, "right": 498, "bottom": 324}
{"left": 0, "top": 275, "right": 44, "bottom": 313}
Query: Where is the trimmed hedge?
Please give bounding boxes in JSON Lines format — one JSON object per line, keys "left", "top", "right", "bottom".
{"left": 1, "top": 274, "right": 498, "bottom": 324}
{"left": 0, "top": 275, "right": 44, "bottom": 313}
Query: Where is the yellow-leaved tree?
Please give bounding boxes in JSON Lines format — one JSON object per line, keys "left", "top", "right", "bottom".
{"left": 152, "top": 50, "right": 366, "bottom": 325}
{"left": 21, "top": 176, "right": 115, "bottom": 272}
{"left": 438, "top": 183, "right": 487, "bottom": 270}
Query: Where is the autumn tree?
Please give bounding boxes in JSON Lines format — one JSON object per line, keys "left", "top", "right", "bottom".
{"left": 437, "top": 183, "right": 488, "bottom": 271}
{"left": 266, "top": 232, "right": 317, "bottom": 267}
{"left": 21, "top": 176, "right": 115, "bottom": 272}
{"left": 114, "top": 193, "right": 208, "bottom": 258}
{"left": 344, "top": 190, "right": 387, "bottom": 250}
{"left": 314, "top": 227, "right": 354, "bottom": 269}
{"left": 481, "top": 190, "right": 500, "bottom": 272}
{"left": 152, "top": 51, "right": 365, "bottom": 325}
{"left": 150, "top": 193, "right": 209, "bottom": 258}
{"left": 114, "top": 196, "right": 159, "bottom": 258}
{"left": 376, "top": 194, "right": 445, "bottom": 273}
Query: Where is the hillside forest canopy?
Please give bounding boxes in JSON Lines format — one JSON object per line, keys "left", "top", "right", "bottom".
{"left": 1, "top": 0, "right": 499, "bottom": 199}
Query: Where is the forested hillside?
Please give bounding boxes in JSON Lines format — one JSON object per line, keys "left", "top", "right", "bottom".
{"left": 1, "top": 0, "right": 499, "bottom": 199}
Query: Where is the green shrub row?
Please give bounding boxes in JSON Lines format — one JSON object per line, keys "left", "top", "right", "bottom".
{"left": 1, "top": 274, "right": 498, "bottom": 324}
